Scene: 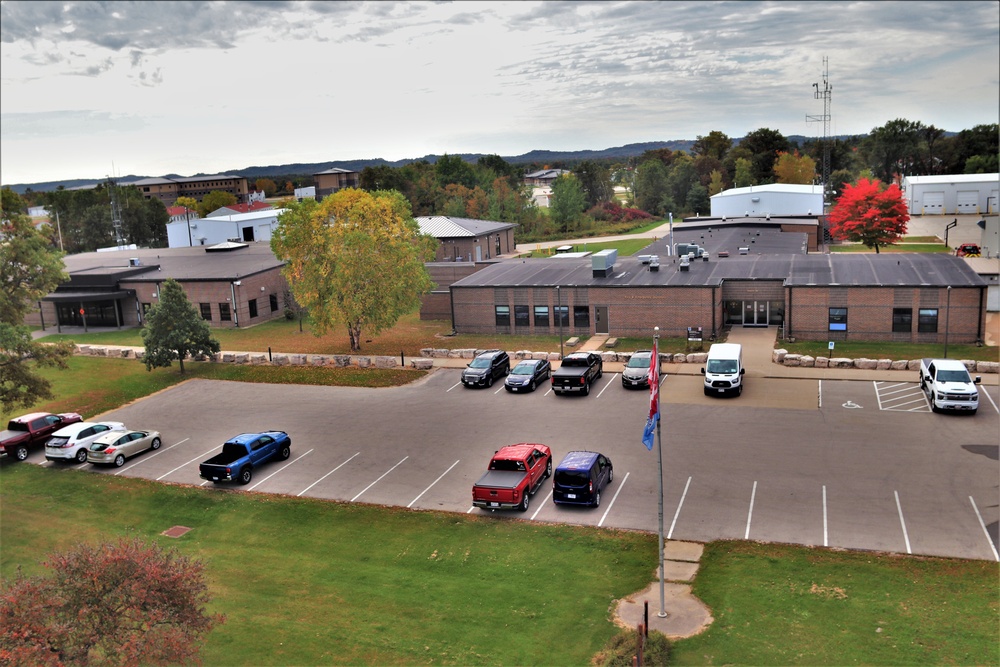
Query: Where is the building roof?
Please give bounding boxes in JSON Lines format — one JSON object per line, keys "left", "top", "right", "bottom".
{"left": 166, "top": 206, "right": 196, "bottom": 216}
{"left": 416, "top": 216, "right": 517, "bottom": 238}
{"left": 524, "top": 169, "right": 570, "bottom": 180}
{"left": 124, "top": 174, "right": 245, "bottom": 186}
{"left": 451, "top": 252, "right": 986, "bottom": 290}
{"left": 712, "top": 184, "right": 825, "bottom": 198}
{"left": 903, "top": 173, "right": 1000, "bottom": 186}
{"left": 60, "top": 243, "right": 285, "bottom": 283}
{"left": 313, "top": 167, "right": 358, "bottom": 176}
{"left": 208, "top": 201, "right": 273, "bottom": 216}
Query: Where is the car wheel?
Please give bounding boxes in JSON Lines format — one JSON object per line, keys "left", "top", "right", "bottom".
{"left": 608, "top": 467, "right": 614, "bottom": 484}
{"left": 279, "top": 445, "right": 291, "bottom": 460}
{"left": 519, "top": 490, "right": 530, "bottom": 512}
{"left": 14, "top": 446, "right": 28, "bottom": 462}
{"left": 75, "top": 448, "right": 88, "bottom": 464}
{"left": 582, "top": 382, "right": 590, "bottom": 396}
{"left": 486, "top": 375, "right": 493, "bottom": 388}
{"left": 593, "top": 490, "right": 601, "bottom": 508}
{"left": 704, "top": 387, "right": 712, "bottom": 396}
{"left": 151, "top": 437, "right": 161, "bottom": 450}
{"left": 114, "top": 454, "right": 126, "bottom": 468}
{"left": 528, "top": 380, "right": 535, "bottom": 392}
{"left": 504, "top": 366, "right": 510, "bottom": 376}
{"left": 598, "top": 368, "right": 603, "bottom": 379}
{"left": 239, "top": 467, "right": 253, "bottom": 485}
{"left": 737, "top": 384, "right": 743, "bottom": 396}
{"left": 545, "top": 459, "right": 552, "bottom": 479}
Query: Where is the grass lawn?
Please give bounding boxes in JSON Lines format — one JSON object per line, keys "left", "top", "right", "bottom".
{"left": 828, "top": 243, "right": 950, "bottom": 253}
{"left": 778, "top": 339, "right": 998, "bottom": 364}
{"left": 2, "top": 466, "right": 996, "bottom": 666}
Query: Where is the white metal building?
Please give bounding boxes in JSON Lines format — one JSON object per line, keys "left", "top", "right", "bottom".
{"left": 166, "top": 209, "right": 286, "bottom": 248}
{"left": 901, "top": 173, "right": 1000, "bottom": 215}
{"left": 710, "top": 184, "right": 824, "bottom": 218}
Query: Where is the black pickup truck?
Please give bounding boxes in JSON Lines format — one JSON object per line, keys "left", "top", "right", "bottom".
{"left": 551, "top": 352, "right": 603, "bottom": 396}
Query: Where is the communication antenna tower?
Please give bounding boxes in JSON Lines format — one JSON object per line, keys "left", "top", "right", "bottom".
{"left": 108, "top": 177, "right": 127, "bottom": 249}
{"left": 806, "top": 57, "right": 832, "bottom": 196}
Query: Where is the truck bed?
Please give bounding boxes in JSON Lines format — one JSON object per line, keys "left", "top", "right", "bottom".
{"left": 474, "top": 470, "right": 527, "bottom": 490}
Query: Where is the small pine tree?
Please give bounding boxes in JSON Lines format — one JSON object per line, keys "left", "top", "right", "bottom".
{"left": 141, "top": 278, "right": 220, "bottom": 373}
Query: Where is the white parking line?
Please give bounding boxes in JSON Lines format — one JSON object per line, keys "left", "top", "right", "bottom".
{"left": 530, "top": 489, "right": 552, "bottom": 520}
{"left": 408, "top": 459, "right": 460, "bottom": 508}
{"left": 352, "top": 456, "right": 408, "bottom": 502}
{"left": 494, "top": 384, "right": 505, "bottom": 395}
{"left": 297, "top": 452, "right": 360, "bottom": 496}
{"left": 596, "top": 375, "right": 617, "bottom": 398}
{"left": 894, "top": 490, "right": 912, "bottom": 554}
{"left": 969, "top": 496, "right": 999, "bottom": 561}
{"left": 745, "top": 480, "right": 758, "bottom": 539}
{"left": 818, "top": 380, "right": 822, "bottom": 408}
{"left": 981, "top": 388, "right": 1000, "bottom": 414}
{"left": 114, "top": 438, "right": 190, "bottom": 475}
{"left": 598, "top": 471, "right": 629, "bottom": 527}
{"left": 667, "top": 476, "right": 691, "bottom": 539}
{"left": 447, "top": 381, "right": 463, "bottom": 392}
{"left": 248, "top": 449, "right": 314, "bottom": 490}
{"left": 156, "top": 445, "right": 220, "bottom": 481}
{"left": 878, "top": 382, "right": 914, "bottom": 396}
{"left": 873, "top": 381, "right": 884, "bottom": 410}
{"left": 822, "top": 485, "right": 828, "bottom": 547}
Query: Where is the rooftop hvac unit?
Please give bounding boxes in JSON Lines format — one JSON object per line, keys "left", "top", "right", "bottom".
{"left": 591, "top": 249, "right": 617, "bottom": 277}
{"left": 129, "top": 257, "right": 141, "bottom": 266}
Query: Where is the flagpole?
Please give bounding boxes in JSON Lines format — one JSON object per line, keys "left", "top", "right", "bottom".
{"left": 655, "top": 327, "right": 666, "bottom": 617}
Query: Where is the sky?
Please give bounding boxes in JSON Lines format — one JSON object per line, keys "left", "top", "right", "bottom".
{"left": 1, "top": 0, "right": 998, "bottom": 186}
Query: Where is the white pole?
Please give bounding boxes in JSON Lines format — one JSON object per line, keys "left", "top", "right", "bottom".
{"left": 668, "top": 213, "right": 674, "bottom": 257}
{"left": 655, "top": 326, "right": 666, "bottom": 617}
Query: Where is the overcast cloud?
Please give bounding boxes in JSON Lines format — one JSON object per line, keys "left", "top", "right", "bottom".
{"left": 1, "top": 0, "right": 997, "bottom": 185}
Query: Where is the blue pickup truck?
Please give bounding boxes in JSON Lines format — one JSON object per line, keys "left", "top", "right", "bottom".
{"left": 199, "top": 431, "right": 291, "bottom": 485}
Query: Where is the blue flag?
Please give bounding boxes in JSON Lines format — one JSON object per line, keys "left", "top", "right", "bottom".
{"left": 642, "top": 412, "right": 658, "bottom": 451}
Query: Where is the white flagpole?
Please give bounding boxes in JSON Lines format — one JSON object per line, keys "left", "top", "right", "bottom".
{"left": 655, "top": 326, "right": 666, "bottom": 617}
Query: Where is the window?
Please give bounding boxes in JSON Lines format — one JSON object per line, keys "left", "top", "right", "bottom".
{"left": 141, "top": 302, "right": 151, "bottom": 314}
{"left": 219, "top": 303, "right": 231, "bottom": 321}
{"left": 495, "top": 235, "right": 502, "bottom": 256}
{"left": 892, "top": 308, "right": 912, "bottom": 333}
{"left": 555, "top": 305, "right": 569, "bottom": 327}
{"left": 199, "top": 303, "right": 212, "bottom": 321}
{"left": 918, "top": 308, "right": 938, "bottom": 333}
{"left": 249, "top": 298, "right": 258, "bottom": 318}
{"left": 495, "top": 305, "right": 510, "bottom": 326}
{"left": 828, "top": 307, "right": 847, "bottom": 331}
{"left": 269, "top": 294, "right": 279, "bottom": 312}
{"left": 514, "top": 305, "right": 530, "bottom": 327}
{"left": 573, "top": 306, "right": 590, "bottom": 328}
{"left": 534, "top": 305, "right": 549, "bottom": 328}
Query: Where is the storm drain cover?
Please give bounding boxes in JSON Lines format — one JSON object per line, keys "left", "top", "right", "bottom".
{"left": 162, "top": 526, "right": 192, "bottom": 538}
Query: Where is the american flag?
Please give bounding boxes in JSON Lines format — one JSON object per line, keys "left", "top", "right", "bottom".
{"left": 642, "top": 337, "right": 659, "bottom": 451}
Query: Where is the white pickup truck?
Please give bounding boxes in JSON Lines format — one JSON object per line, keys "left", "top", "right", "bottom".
{"left": 919, "top": 358, "right": 981, "bottom": 414}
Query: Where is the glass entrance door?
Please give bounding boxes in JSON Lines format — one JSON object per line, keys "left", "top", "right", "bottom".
{"left": 742, "top": 301, "right": 769, "bottom": 326}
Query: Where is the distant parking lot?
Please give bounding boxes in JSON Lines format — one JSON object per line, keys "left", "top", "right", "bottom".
{"left": 27, "top": 369, "right": 1000, "bottom": 561}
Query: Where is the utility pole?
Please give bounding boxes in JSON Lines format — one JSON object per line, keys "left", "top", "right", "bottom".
{"left": 806, "top": 57, "right": 832, "bottom": 202}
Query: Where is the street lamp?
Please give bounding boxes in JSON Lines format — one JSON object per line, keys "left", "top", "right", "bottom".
{"left": 556, "top": 286, "right": 564, "bottom": 359}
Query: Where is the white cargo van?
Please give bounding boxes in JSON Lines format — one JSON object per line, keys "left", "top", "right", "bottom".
{"left": 700, "top": 343, "right": 744, "bottom": 396}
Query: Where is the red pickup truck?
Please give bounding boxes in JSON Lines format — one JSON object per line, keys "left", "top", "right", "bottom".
{"left": 1, "top": 412, "right": 83, "bottom": 462}
{"left": 472, "top": 443, "right": 553, "bottom": 512}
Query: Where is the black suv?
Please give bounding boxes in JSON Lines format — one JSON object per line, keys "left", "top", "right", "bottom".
{"left": 461, "top": 350, "right": 510, "bottom": 388}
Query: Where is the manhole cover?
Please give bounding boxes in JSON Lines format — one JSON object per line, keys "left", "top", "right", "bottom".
{"left": 162, "top": 526, "right": 192, "bottom": 538}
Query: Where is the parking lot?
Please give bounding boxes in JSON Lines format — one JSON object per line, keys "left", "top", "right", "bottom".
{"left": 27, "top": 368, "right": 1000, "bottom": 562}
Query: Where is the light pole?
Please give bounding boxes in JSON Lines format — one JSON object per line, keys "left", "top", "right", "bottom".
{"left": 943, "top": 286, "right": 951, "bottom": 358}
{"left": 654, "top": 326, "right": 666, "bottom": 617}
{"left": 556, "top": 286, "right": 564, "bottom": 359}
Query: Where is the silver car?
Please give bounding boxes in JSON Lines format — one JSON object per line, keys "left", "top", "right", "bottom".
{"left": 45, "top": 421, "right": 126, "bottom": 463}
{"left": 87, "top": 430, "right": 162, "bottom": 467}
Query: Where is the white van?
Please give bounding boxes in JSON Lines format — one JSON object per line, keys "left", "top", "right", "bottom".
{"left": 700, "top": 343, "right": 744, "bottom": 396}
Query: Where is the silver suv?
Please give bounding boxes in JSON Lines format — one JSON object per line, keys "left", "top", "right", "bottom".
{"left": 461, "top": 350, "right": 510, "bottom": 388}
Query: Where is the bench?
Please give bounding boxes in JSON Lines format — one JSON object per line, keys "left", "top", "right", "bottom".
{"left": 565, "top": 337, "right": 580, "bottom": 347}
{"left": 604, "top": 337, "right": 619, "bottom": 348}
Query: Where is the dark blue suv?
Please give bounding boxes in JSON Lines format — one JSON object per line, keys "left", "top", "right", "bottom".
{"left": 552, "top": 451, "right": 613, "bottom": 507}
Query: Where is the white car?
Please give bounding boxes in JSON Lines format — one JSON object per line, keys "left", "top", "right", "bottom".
{"left": 44, "top": 421, "right": 126, "bottom": 463}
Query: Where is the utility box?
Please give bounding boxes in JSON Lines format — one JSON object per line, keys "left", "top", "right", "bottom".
{"left": 592, "top": 249, "right": 617, "bottom": 277}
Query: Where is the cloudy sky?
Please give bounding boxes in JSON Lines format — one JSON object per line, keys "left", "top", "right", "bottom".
{"left": 2, "top": 0, "right": 998, "bottom": 185}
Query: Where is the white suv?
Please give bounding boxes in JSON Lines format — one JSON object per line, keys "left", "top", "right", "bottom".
{"left": 45, "top": 421, "right": 126, "bottom": 463}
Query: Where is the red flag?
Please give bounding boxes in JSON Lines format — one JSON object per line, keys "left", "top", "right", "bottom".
{"left": 648, "top": 337, "right": 659, "bottom": 420}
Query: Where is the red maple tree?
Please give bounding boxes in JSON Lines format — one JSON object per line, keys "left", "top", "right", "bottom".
{"left": 0, "top": 537, "right": 223, "bottom": 666}
{"left": 827, "top": 177, "right": 909, "bottom": 253}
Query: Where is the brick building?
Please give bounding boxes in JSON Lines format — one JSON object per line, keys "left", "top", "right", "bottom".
{"left": 127, "top": 174, "right": 250, "bottom": 205}
{"left": 29, "top": 243, "right": 289, "bottom": 332}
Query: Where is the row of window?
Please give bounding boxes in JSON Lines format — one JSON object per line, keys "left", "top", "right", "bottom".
{"left": 496, "top": 305, "right": 589, "bottom": 328}
{"left": 829, "top": 307, "right": 939, "bottom": 333}
{"left": 197, "top": 294, "right": 280, "bottom": 322}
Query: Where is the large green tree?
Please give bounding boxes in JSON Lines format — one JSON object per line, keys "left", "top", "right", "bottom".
{"left": 0, "top": 188, "right": 74, "bottom": 411}
{"left": 140, "top": 279, "right": 220, "bottom": 374}
{"left": 738, "top": 127, "right": 790, "bottom": 184}
{"left": 634, "top": 160, "right": 670, "bottom": 215}
{"left": 549, "top": 174, "right": 587, "bottom": 233}
{"left": 196, "top": 190, "right": 238, "bottom": 218}
{"left": 572, "top": 161, "right": 614, "bottom": 208}
{"left": 827, "top": 178, "right": 909, "bottom": 253}
{"left": 271, "top": 189, "right": 436, "bottom": 351}
{"left": 692, "top": 130, "right": 732, "bottom": 160}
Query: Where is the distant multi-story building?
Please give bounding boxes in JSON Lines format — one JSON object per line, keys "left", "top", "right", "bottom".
{"left": 313, "top": 167, "right": 360, "bottom": 200}
{"left": 127, "top": 174, "right": 250, "bottom": 205}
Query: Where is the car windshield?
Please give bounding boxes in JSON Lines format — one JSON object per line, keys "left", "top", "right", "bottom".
{"left": 627, "top": 356, "right": 650, "bottom": 369}
{"left": 937, "top": 370, "right": 970, "bottom": 382}
{"left": 469, "top": 358, "right": 491, "bottom": 369}
{"left": 707, "top": 359, "right": 738, "bottom": 374}
{"left": 512, "top": 363, "right": 536, "bottom": 375}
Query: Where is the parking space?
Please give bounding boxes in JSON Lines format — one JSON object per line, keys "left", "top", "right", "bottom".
{"left": 16, "top": 370, "right": 998, "bottom": 562}
{"left": 874, "top": 380, "right": 931, "bottom": 412}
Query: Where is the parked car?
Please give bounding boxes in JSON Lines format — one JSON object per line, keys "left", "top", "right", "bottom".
{"left": 472, "top": 443, "right": 552, "bottom": 512}
{"left": 1, "top": 412, "right": 83, "bottom": 462}
{"left": 552, "top": 451, "right": 614, "bottom": 507}
{"left": 87, "top": 430, "right": 162, "bottom": 467}
{"left": 461, "top": 349, "right": 510, "bottom": 388}
{"left": 45, "top": 421, "right": 126, "bottom": 463}
{"left": 622, "top": 350, "right": 654, "bottom": 388}
{"left": 504, "top": 359, "right": 551, "bottom": 393}
{"left": 199, "top": 431, "right": 291, "bottom": 484}
{"left": 551, "top": 351, "right": 603, "bottom": 395}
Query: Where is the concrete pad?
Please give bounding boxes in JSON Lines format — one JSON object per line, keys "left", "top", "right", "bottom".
{"left": 662, "top": 560, "right": 699, "bottom": 583}
{"left": 613, "top": 581, "right": 714, "bottom": 640}
{"left": 663, "top": 540, "right": 704, "bottom": 562}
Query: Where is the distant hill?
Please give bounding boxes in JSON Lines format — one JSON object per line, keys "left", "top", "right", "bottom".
{"left": 4, "top": 136, "right": 849, "bottom": 194}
